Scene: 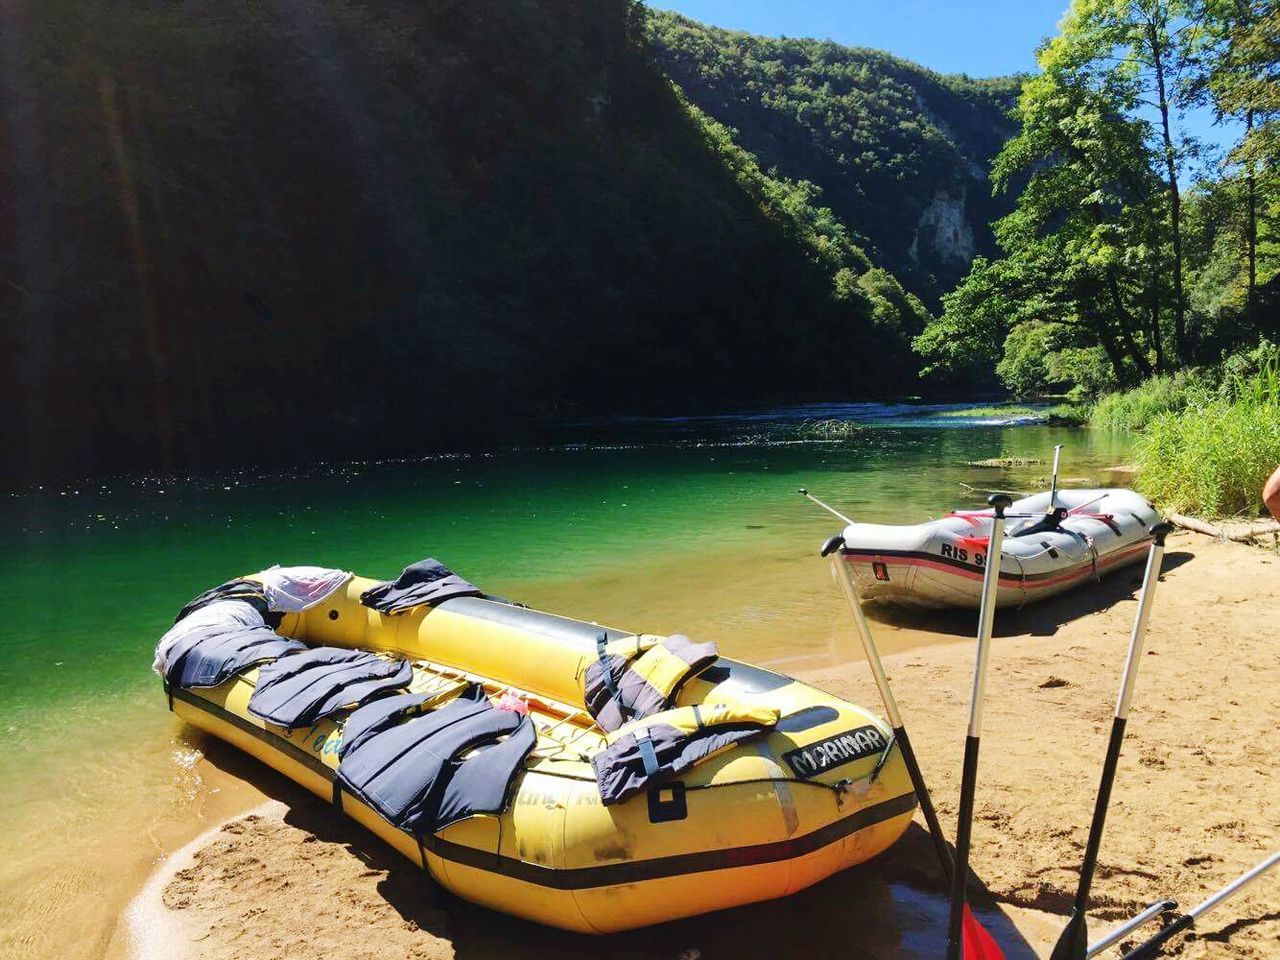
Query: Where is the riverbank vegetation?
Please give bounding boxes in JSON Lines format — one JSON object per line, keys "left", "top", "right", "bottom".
{"left": 1129, "top": 343, "right": 1280, "bottom": 516}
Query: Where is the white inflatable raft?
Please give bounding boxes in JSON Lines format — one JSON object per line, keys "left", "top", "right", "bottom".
{"left": 836, "top": 488, "right": 1161, "bottom": 609}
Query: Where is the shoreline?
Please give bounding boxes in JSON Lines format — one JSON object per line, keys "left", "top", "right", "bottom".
{"left": 119, "top": 532, "right": 1278, "bottom": 958}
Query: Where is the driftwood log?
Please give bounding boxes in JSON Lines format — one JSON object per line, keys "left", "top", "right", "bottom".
{"left": 1169, "top": 512, "right": 1280, "bottom": 543}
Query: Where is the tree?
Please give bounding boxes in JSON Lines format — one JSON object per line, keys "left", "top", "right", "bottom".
{"left": 1189, "top": 0, "right": 1280, "bottom": 330}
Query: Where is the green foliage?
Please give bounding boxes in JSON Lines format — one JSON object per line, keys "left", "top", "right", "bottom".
{"left": 1135, "top": 351, "right": 1280, "bottom": 516}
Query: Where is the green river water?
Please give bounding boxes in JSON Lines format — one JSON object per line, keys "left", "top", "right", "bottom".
{"left": 0, "top": 403, "right": 1133, "bottom": 959}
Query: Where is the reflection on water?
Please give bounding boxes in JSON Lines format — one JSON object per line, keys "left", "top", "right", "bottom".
{"left": 0, "top": 403, "right": 1129, "bottom": 959}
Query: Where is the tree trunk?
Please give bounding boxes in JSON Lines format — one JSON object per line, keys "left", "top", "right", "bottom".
{"left": 1085, "top": 308, "right": 1135, "bottom": 388}
{"left": 1149, "top": 262, "right": 1165, "bottom": 374}
{"left": 1106, "top": 272, "right": 1153, "bottom": 378}
{"left": 1245, "top": 109, "right": 1258, "bottom": 329}
{"left": 1148, "top": 18, "right": 1188, "bottom": 363}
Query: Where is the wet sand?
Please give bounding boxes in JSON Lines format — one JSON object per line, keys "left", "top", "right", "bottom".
{"left": 118, "top": 532, "right": 1278, "bottom": 959}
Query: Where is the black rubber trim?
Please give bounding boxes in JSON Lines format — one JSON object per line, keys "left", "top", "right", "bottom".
{"left": 776, "top": 705, "right": 840, "bottom": 732}
{"left": 171, "top": 687, "right": 917, "bottom": 889}
{"left": 171, "top": 685, "right": 333, "bottom": 780}
{"left": 422, "top": 791, "right": 917, "bottom": 888}
{"left": 695, "top": 660, "right": 792, "bottom": 695}
{"left": 838, "top": 544, "right": 1147, "bottom": 583}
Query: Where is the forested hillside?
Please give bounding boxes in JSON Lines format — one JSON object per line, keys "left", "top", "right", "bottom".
{"left": 647, "top": 11, "right": 1023, "bottom": 300}
{"left": 1, "top": 1, "right": 1018, "bottom": 481}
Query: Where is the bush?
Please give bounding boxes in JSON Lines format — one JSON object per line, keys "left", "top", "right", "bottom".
{"left": 1135, "top": 354, "right": 1280, "bottom": 517}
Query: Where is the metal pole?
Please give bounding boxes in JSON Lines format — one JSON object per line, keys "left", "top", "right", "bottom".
{"left": 825, "top": 542, "right": 961, "bottom": 899}
{"left": 1050, "top": 523, "right": 1172, "bottom": 960}
{"left": 1121, "top": 851, "right": 1279, "bottom": 960}
{"left": 967, "top": 498, "right": 1009, "bottom": 738}
{"left": 1048, "top": 444, "right": 1064, "bottom": 509}
{"left": 798, "top": 487, "right": 855, "bottom": 526}
{"left": 945, "top": 493, "right": 1012, "bottom": 960}
{"left": 1188, "top": 850, "right": 1280, "bottom": 920}
{"left": 1087, "top": 900, "right": 1177, "bottom": 957}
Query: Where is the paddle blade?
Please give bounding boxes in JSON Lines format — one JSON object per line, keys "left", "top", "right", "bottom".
{"left": 1048, "top": 908, "right": 1087, "bottom": 960}
{"left": 963, "top": 904, "right": 1006, "bottom": 960}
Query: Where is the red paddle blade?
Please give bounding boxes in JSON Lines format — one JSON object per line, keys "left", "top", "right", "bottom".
{"left": 963, "top": 904, "right": 1006, "bottom": 960}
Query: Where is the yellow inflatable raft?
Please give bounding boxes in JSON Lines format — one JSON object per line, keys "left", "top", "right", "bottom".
{"left": 163, "top": 573, "right": 916, "bottom": 932}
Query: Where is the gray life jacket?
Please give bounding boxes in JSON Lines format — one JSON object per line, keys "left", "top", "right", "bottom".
{"left": 336, "top": 696, "right": 529, "bottom": 833}
{"left": 359, "top": 558, "right": 482, "bottom": 614}
{"left": 247, "top": 647, "right": 412, "bottom": 729}
{"left": 433, "top": 716, "right": 537, "bottom": 830}
{"left": 164, "top": 617, "right": 304, "bottom": 689}
{"left": 583, "top": 633, "right": 718, "bottom": 733}
{"left": 591, "top": 701, "right": 780, "bottom": 806}
{"left": 338, "top": 684, "right": 485, "bottom": 761}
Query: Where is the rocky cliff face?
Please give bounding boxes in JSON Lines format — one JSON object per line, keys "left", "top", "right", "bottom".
{"left": 911, "top": 190, "right": 978, "bottom": 268}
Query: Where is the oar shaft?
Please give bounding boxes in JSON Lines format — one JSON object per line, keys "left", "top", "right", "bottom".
{"left": 967, "top": 510, "right": 1007, "bottom": 737}
{"left": 946, "top": 734, "right": 983, "bottom": 959}
{"left": 1189, "top": 850, "right": 1279, "bottom": 920}
{"left": 831, "top": 553, "right": 902, "bottom": 729}
{"left": 946, "top": 493, "right": 1011, "bottom": 960}
{"left": 797, "top": 487, "right": 855, "bottom": 526}
{"left": 1121, "top": 854, "right": 1278, "bottom": 960}
{"left": 830, "top": 553, "right": 952, "bottom": 876}
{"left": 1115, "top": 532, "right": 1169, "bottom": 721}
{"left": 1050, "top": 444, "right": 1064, "bottom": 508}
{"left": 1069, "top": 716, "right": 1128, "bottom": 908}
{"left": 1052, "top": 525, "right": 1171, "bottom": 960}
{"left": 1087, "top": 900, "right": 1177, "bottom": 957}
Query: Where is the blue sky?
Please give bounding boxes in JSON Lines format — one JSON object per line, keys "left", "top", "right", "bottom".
{"left": 650, "top": 0, "right": 1239, "bottom": 162}
{"left": 650, "top": 0, "right": 1070, "bottom": 76}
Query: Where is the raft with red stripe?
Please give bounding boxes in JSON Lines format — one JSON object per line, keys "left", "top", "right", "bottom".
{"left": 838, "top": 488, "right": 1161, "bottom": 609}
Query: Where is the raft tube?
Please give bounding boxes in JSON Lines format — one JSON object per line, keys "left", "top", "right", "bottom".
{"left": 164, "top": 575, "right": 917, "bottom": 932}
{"left": 838, "top": 488, "right": 1161, "bottom": 609}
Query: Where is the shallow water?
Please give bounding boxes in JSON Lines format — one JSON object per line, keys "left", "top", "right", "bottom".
{"left": 0, "top": 404, "right": 1132, "bottom": 958}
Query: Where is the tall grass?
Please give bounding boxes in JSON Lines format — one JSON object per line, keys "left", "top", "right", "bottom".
{"left": 1088, "top": 370, "right": 1209, "bottom": 431}
{"left": 1135, "top": 353, "right": 1280, "bottom": 517}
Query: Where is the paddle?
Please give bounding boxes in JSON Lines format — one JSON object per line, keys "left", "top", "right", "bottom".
{"left": 1049, "top": 443, "right": 1065, "bottom": 509}
{"left": 1121, "top": 851, "right": 1279, "bottom": 959}
{"left": 1049, "top": 522, "right": 1173, "bottom": 960}
{"left": 821, "top": 532, "right": 1004, "bottom": 959}
{"left": 945, "top": 493, "right": 1012, "bottom": 960}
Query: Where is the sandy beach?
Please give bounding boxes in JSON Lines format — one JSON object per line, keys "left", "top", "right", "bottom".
{"left": 119, "top": 532, "right": 1278, "bottom": 959}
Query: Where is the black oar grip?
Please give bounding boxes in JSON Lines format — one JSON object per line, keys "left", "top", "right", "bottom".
{"left": 988, "top": 493, "right": 1013, "bottom": 517}
{"left": 1149, "top": 521, "right": 1172, "bottom": 546}
{"left": 820, "top": 534, "right": 845, "bottom": 558}
{"left": 1121, "top": 912, "right": 1195, "bottom": 960}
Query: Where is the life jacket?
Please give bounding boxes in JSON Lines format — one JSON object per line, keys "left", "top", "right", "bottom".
{"left": 173, "top": 578, "right": 277, "bottom": 625}
{"left": 337, "top": 695, "right": 531, "bottom": 833}
{"left": 433, "top": 716, "right": 537, "bottom": 829}
{"left": 592, "top": 700, "right": 780, "bottom": 806}
{"left": 339, "top": 684, "right": 485, "bottom": 760}
{"left": 583, "top": 633, "right": 718, "bottom": 733}
{"left": 247, "top": 647, "right": 412, "bottom": 729}
{"left": 160, "top": 600, "right": 304, "bottom": 689}
{"left": 359, "top": 558, "right": 482, "bottom": 614}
